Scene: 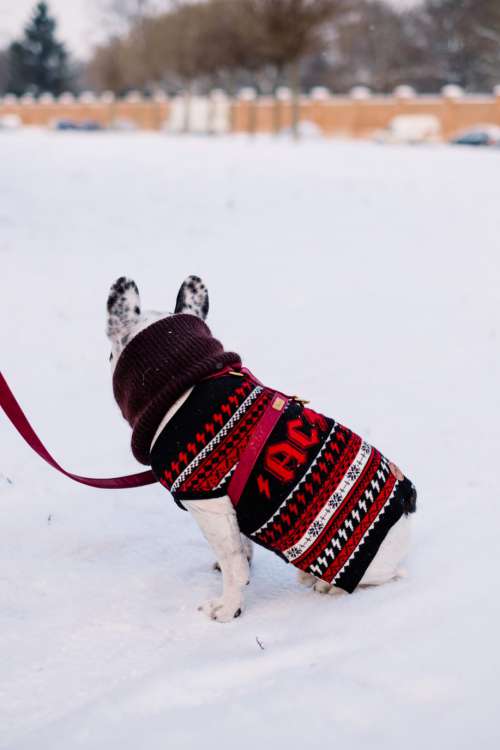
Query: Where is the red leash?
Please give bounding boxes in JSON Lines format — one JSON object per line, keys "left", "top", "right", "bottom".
{"left": 1, "top": 367, "right": 296, "bottom": 497}
{"left": 0, "top": 371, "right": 156, "bottom": 489}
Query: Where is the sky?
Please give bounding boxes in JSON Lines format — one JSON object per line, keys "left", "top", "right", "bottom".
{"left": 0, "top": 0, "right": 418, "bottom": 60}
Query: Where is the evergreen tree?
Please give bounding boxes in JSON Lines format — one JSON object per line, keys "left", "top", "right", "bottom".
{"left": 7, "top": 2, "right": 72, "bottom": 96}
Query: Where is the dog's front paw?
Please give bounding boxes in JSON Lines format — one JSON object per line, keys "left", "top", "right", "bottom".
{"left": 198, "top": 598, "right": 242, "bottom": 623}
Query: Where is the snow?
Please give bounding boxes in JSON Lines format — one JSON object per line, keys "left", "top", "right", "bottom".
{"left": 1, "top": 131, "right": 500, "bottom": 750}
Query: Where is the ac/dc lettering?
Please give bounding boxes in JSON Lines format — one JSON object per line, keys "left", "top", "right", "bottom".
{"left": 263, "top": 408, "right": 329, "bottom": 484}
{"left": 264, "top": 441, "right": 308, "bottom": 482}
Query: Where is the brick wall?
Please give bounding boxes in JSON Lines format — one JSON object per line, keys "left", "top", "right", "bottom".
{"left": 1, "top": 87, "right": 500, "bottom": 139}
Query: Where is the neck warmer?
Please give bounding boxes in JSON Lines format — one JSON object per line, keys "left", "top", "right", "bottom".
{"left": 112, "top": 314, "right": 241, "bottom": 464}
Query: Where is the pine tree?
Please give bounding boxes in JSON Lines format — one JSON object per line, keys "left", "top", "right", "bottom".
{"left": 7, "top": 2, "right": 72, "bottom": 96}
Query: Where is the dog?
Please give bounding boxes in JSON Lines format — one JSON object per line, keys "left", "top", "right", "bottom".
{"left": 107, "top": 275, "right": 416, "bottom": 622}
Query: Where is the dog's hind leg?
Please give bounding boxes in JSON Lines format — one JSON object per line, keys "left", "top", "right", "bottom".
{"left": 185, "top": 496, "right": 250, "bottom": 623}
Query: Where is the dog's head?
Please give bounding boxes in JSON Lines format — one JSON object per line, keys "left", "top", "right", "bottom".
{"left": 105, "top": 274, "right": 209, "bottom": 372}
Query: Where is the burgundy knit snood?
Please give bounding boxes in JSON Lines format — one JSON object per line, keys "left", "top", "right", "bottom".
{"left": 112, "top": 314, "right": 241, "bottom": 464}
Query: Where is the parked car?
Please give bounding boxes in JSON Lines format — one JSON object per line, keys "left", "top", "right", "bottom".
{"left": 53, "top": 119, "right": 103, "bottom": 131}
{"left": 451, "top": 125, "right": 500, "bottom": 147}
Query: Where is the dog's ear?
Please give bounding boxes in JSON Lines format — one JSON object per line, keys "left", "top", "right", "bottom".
{"left": 174, "top": 275, "right": 209, "bottom": 320}
{"left": 106, "top": 276, "right": 141, "bottom": 341}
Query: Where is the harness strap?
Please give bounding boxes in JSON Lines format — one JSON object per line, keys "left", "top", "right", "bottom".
{"left": 196, "top": 365, "right": 290, "bottom": 506}
{"left": 227, "top": 392, "right": 290, "bottom": 507}
{"left": 0, "top": 371, "right": 156, "bottom": 489}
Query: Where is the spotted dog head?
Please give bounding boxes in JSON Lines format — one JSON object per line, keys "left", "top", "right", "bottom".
{"left": 106, "top": 275, "right": 209, "bottom": 372}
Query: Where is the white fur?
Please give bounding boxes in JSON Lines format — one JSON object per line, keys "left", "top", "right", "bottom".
{"left": 106, "top": 275, "right": 412, "bottom": 622}
{"left": 186, "top": 497, "right": 249, "bottom": 622}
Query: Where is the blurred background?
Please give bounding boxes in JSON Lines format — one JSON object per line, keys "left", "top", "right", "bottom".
{"left": 1, "top": 0, "right": 500, "bottom": 143}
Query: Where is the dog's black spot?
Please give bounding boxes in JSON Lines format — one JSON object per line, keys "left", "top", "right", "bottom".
{"left": 126, "top": 280, "right": 139, "bottom": 294}
{"left": 107, "top": 291, "right": 119, "bottom": 311}
{"left": 234, "top": 608, "right": 242, "bottom": 618}
{"left": 134, "top": 306, "right": 140, "bottom": 315}
{"left": 108, "top": 278, "right": 139, "bottom": 314}
{"left": 109, "top": 352, "right": 113, "bottom": 361}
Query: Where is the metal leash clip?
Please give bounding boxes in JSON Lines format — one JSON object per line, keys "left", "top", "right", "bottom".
{"left": 292, "top": 395, "right": 310, "bottom": 406}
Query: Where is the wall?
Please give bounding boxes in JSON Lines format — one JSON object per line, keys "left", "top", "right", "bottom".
{"left": 1, "top": 87, "right": 500, "bottom": 139}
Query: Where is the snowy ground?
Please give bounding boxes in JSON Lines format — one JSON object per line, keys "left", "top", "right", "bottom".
{"left": 1, "top": 131, "right": 499, "bottom": 750}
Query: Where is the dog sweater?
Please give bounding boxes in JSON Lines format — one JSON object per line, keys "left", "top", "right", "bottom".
{"left": 150, "top": 374, "right": 417, "bottom": 593}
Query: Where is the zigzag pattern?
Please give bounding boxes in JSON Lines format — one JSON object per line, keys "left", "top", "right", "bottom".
{"left": 167, "top": 381, "right": 258, "bottom": 491}
{"left": 255, "top": 427, "right": 361, "bottom": 550}
{"left": 180, "top": 389, "right": 272, "bottom": 493}
{"left": 309, "top": 473, "right": 397, "bottom": 581}
{"left": 289, "top": 450, "right": 389, "bottom": 571}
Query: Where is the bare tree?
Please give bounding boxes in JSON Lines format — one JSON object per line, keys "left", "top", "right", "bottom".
{"left": 99, "top": 0, "right": 167, "bottom": 34}
{"left": 87, "top": 37, "right": 131, "bottom": 92}
{"left": 242, "top": 0, "right": 343, "bottom": 136}
{"left": 186, "top": 1, "right": 267, "bottom": 91}
{"left": 86, "top": 0, "right": 500, "bottom": 114}
{"left": 326, "top": 1, "right": 419, "bottom": 92}
{"left": 415, "top": 0, "right": 500, "bottom": 92}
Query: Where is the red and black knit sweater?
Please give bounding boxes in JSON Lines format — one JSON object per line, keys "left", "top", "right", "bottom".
{"left": 150, "top": 373, "right": 416, "bottom": 593}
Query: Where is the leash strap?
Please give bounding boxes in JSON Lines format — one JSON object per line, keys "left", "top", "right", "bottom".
{"left": 0, "top": 371, "right": 157, "bottom": 489}
{"left": 1, "top": 366, "right": 297, "bottom": 494}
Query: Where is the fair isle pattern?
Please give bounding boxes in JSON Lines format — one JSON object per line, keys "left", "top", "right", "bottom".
{"left": 170, "top": 385, "right": 263, "bottom": 493}
{"left": 151, "top": 374, "right": 414, "bottom": 592}
{"left": 329, "top": 483, "right": 397, "bottom": 585}
{"left": 283, "top": 441, "right": 373, "bottom": 562}
{"left": 250, "top": 420, "right": 365, "bottom": 554}
{"left": 304, "top": 466, "right": 396, "bottom": 581}
{"left": 152, "top": 375, "right": 275, "bottom": 503}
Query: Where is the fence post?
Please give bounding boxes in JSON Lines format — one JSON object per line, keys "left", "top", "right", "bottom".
{"left": 494, "top": 86, "right": 500, "bottom": 126}
{"left": 441, "top": 85, "right": 464, "bottom": 139}
{"left": 274, "top": 86, "right": 291, "bottom": 135}
{"left": 153, "top": 90, "right": 168, "bottom": 131}
{"left": 310, "top": 87, "right": 331, "bottom": 135}
{"left": 349, "top": 86, "right": 371, "bottom": 138}
{"left": 238, "top": 88, "right": 257, "bottom": 136}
